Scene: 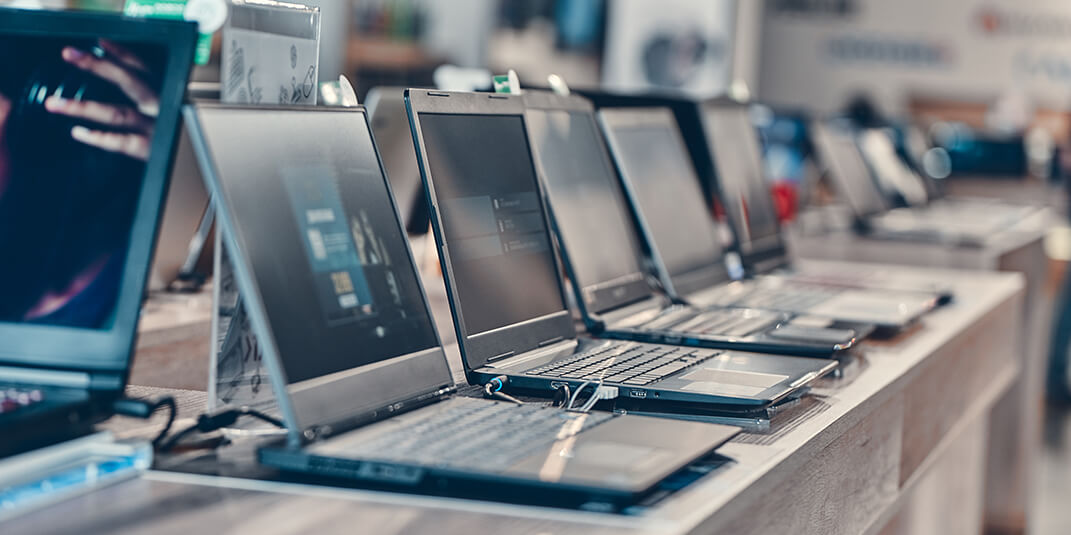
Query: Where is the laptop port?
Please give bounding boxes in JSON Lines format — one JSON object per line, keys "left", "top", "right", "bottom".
{"left": 629, "top": 390, "right": 647, "bottom": 398}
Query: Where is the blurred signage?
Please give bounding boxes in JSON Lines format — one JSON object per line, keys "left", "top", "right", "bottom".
{"left": 759, "top": 0, "right": 1071, "bottom": 114}
{"left": 768, "top": 0, "right": 857, "bottom": 18}
{"left": 1015, "top": 50, "right": 1071, "bottom": 85}
{"left": 825, "top": 35, "right": 952, "bottom": 67}
{"left": 975, "top": 6, "right": 1071, "bottom": 39}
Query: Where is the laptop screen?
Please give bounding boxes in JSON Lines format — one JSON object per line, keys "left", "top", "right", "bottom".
{"left": 812, "top": 123, "right": 889, "bottom": 217}
{"left": 703, "top": 105, "right": 781, "bottom": 250}
{"left": 600, "top": 114, "right": 725, "bottom": 289}
{"left": 526, "top": 108, "right": 649, "bottom": 311}
{"left": 195, "top": 108, "right": 439, "bottom": 385}
{"left": 417, "top": 112, "right": 566, "bottom": 335}
{"left": 0, "top": 12, "right": 195, "bottom": 377}
{"left": 0, "top": 34, "right": 171, "bottom": 330}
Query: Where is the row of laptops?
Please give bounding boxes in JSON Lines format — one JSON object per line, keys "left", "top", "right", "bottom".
{"left": 0, "top": 8, "right": 944, "bottom": 511}
{"left": 810, "top": 120, "right": 1036, "bottom": 247}
{"left": 0, "top": 10, "right": 742, "bottom": 509}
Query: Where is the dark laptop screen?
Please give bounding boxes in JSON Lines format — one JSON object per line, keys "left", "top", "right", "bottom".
{"left": 812, "top": 123, "right": 889, "bottom": 217}
{"left": 602, "top": 119, "right": 725, "bottom": 285}
{"left": 418, "top": 113, "right": 566, "bottom": 335}
{"left": 526, "top": 108, "right": 648, "bottom": 305}
{"left": 197, "top": 108, "right": 438, "bottom": 384}
{"left": 0, "top": 34, "right": 169, "bottom": 329}
{"left": 704, "top": 105, "right": 781, "bottom": 249}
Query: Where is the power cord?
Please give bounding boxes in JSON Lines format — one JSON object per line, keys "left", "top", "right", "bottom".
{"left": 564, "top": 381, "right": 618, "bottom": 413}
{"left": 482, "top": 376, "right": 523, "bottom": 405}
{"left": 111, "top": 396, "right": 177, "bottom": 448}
{"left": 156, "top": 406, "right": 285, "bottom": 453}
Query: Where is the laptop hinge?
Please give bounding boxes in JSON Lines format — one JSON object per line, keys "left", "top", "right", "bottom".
{"left": 598, "top": 295, "right": 672, "bottom": 328}
{"left": 538, "top": 336, "right": 565, "bottom": 347}
{"left": 306, "top": 384, "right": 457, "bottom": 443}
{"left": 486, "top": 351, "right": 516, "bottom": 363}
{"left": 0, "top": 366, "right": 92, "bottom": 389}
{"left": 492, "top": 339, "right": 578, "bottom": 371}
{"left": 88, "top": 373, "right": 124, "bottom": 392}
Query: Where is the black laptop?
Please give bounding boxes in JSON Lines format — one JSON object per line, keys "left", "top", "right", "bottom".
{"left": 186, "top": 102, "right": 743, "bottom": 509}
{"left": 696, "top": 101, "right": 955, "bottom": 301}
{"left": 0, "top": 9, "right": 195, "bottom": 456}
{"left": 521, "top": 91, "right": 862, "bottom": 359}
{"left": 405, "top": 89, "right": 837, "bottom": 420}
{"left": 598, "top": 107, "right": 940, "bottom": 332}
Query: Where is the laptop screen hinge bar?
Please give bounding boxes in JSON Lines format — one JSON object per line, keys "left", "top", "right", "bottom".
{"left": 538, "top": 336, "right": 565, "bottom": 347}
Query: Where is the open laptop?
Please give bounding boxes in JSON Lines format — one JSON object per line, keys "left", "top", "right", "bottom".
{"left": 856, "top": 126, "right": 1036, "bottom": 230}
{"left": 698, "top": 101, "right": 955, "bottom": 300}
{"left": 186, "top": 102, "right": 741, "bottom": 509}
{"left": 0, "top": 10, "right": 196, "bottom": 456}
{"left": 522, "top": 91, "right": 862, "bottom": 359}
{"left": 366, "top": 86, "right": 431, "bottom": 235}
{"left": 598, "top": 107, "right": 939, "bottom": 332}
{"left": 406, "top": 89, "right": 837, "bottom": 420}
{"left": 812, "top": 121, "right": 1016, "bottom": 247}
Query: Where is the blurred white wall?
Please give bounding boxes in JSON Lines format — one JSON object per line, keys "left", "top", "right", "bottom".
{"left": 758, "top": 0, "right": 1071, "bottom": 115}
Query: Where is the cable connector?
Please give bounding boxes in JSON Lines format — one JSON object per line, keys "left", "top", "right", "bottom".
{"left": 483, "top": 376, "right": 523, "bottom": 404}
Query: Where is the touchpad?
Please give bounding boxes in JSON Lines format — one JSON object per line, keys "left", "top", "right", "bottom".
{"left": 572, "top": 441, "right": 671, "bottom": 472}
{"left": 678, "top": 368, "right": 789, "bottom": 397}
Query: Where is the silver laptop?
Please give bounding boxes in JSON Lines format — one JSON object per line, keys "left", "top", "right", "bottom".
{"left": 185, "top": 102, "right": 741, "bottom": 509}
{"left": 599, "top": 107, "right": 938, "bottom": 331}
{"left": 813, "top": 121, "right": 1023, "bottom": 247}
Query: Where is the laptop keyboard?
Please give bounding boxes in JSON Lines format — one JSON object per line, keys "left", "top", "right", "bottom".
{"left": 0, "top": 387, "right": 44, "bottom": 415}
{"left": 660, "top": 309, "right": 783, "bottom": 337}
{"left": 731, "top": 285, "right": 842, "bottom": 312}
{"left": 339, "top": 398, "right": 614, "bottom": 472}
{"left": 524, "top": 343, "right": 719, "bottom": 386}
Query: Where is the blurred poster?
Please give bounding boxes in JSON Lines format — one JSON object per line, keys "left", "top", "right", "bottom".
{"left": 602, "top": 0, "right": 737, "bottom": 97}
{"left": 760, "top": 0, "right": 1071, "bottom": 114}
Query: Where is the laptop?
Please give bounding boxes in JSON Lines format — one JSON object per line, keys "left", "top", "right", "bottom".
{"left": 812, "top": 121, "right": 1018, "bottom": 247}
{"left": 522, "top": 91, "right": 862, "bottom": 360}
{"left": 185, "top": 102, "right": 741, "bottom": 509}
{"left": 0, "top": 10, "right": 196, "bottom": 456}
{"left": 598, "top": 107, "right": 939, "bottom": 332}
{"left": 855, "top": 126, "right": 1036, "bottom": 230}
{"left": 366, "top": 86, "right": 431, "bottom": 235}
{"left": 697, "top": 101, "right": 955, "bottom": 300}
{"left": 406, "top": 89, "right": 837, "bottom": 419}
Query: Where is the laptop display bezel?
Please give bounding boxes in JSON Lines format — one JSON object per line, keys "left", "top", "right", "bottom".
{"left": 0, "top": 10, "right": 196, "bottom": 384}
{"left": 521, "top": 92, "right": 654, "bottom": 319}
{"left": 597, "top": 107, "right": 733, "bottom": 300}
{"left": 406, "top": 90, "right": 578, "bottom": 372}
{"left": 698, "top": 98, "right": 791, "bottom": 273}
{"left": 186, "top": 103, "right": 454, "bottom": 444}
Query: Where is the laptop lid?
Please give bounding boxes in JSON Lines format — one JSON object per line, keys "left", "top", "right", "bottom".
{"left": 810, "top": 121, "right": 891, "bottom": 219}
{"left": 186, "top": 104, "right": 452, "bottom": 443}
{"left": 0, "top": 9, "right": 196, "bottom": 391}
{"left": 366, "top": 86, "right": 430, "bottom": 235}
{"left": 522, "top": 92, "right": 654, "bottom": 318}
{"left": 597, "top": 108, "right": 732, "bottom": 300}
{"left": 700, "top": 100, "right": 790, "bottom": 272}
{"left": 406, "top": 90, "right": 577, "bottom": 371}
